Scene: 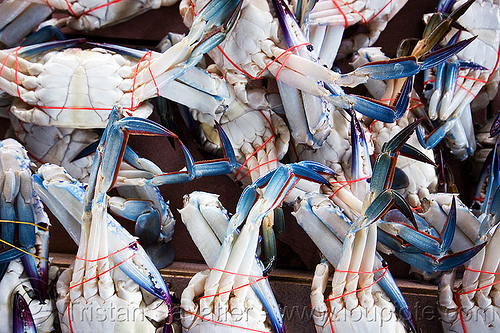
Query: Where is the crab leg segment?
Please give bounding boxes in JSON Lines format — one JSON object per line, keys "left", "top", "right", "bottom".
{"left": 97, "top": 115, "right": 180, "bottom": 192}
{"left": 86, "top": 107, "right": 238, "bottom": 192}
{"left": 350, "top": 111, "right": 372, "bottom": 199}
{"left": 0, "top": 140, "right": 45, "bottom": 293}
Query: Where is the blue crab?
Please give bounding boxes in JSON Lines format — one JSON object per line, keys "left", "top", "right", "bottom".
{"left": 179, "top": 161, "right": 334, "bottom": 332}
{"left": 0, "top": 138, "right": 56, "bottom": 333}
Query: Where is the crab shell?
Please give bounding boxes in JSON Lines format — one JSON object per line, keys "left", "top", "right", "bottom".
{"left": 8, "top": 47, "right": 152, "bottom": 129}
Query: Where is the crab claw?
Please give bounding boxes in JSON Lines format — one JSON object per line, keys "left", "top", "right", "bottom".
{"left": 189, "top": 0, "right": 243, "bottom": 63}
{"left": 354, "top": 56, "right": 421, "bottom": 80}
{"left": 185, "top": 122, "right": 238, "bottom": 178}
{"left": 399, "top": 143, "right": 437, "bottom": 166}
{"left": 145, "top": 122, "right": 238, "bottom": 186}
{"left": 393, "top": 242, "right": 486, "bottom": 272}
{"left": 85, "top": 106, "right": 179, "bottom": 200}
{"left": 416, "top": 120, "right": 457, "bottom": 150}
{"left": 383, "top": 117, "right": 425, "bottom": 154}
{"left": 380, "top": 197, "right": 458, "bottom": 256}
{"left": 391, "top": 167, "right": 410, "bottom": 190}
{"left": 351, "top": 36, "right": 474, "bottom": 83}
{"left": 350, "top": 112, "right": 372, "bottom": 198}
{"left": 420, "top": 37, "right": 476, "bottom": 70}
{"left": 368, "top": 121, "right": 424, "bottom": 202}
{"left": 109, "top": 198, "right": 161, "bottom": 245}
{"left": 356, "top": 190, "right": 395, "bottom": 230}
{"left": 13, "top": 292, "right": 36, "bottom": 333}
{"left": 21, "top": 252, "right": 49, "bottom": 302}
{"left": 477, "top": 143, "right": 500, "bottom": 238}
{"left": 395, "top": 77, "right": 413, "bottom": 119}
{"left": 343, "top": 95, "right": 396, "bottom": 123}
{"left": 416, "top": 0, "right": 475, "bottom": 56}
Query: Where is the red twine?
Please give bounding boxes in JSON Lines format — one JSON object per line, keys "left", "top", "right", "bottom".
{"left": 217, "top": 43, "right": 311, "bottom": 80}
{"left": 66, "top": 240, "right": 139, "bottom": 333}
{"left": 184, "top": 267, "right": 270, "bottom": 333}
{"left": 328, "top": 175, "right": 371, "bottom": 199}
{"left": 454, "top": 266, "right": 500, "bottom": 333}
{"left": 329, "top": 0, "right": 394, "bottom": 28}
{"left": 58, "top": 0, "right": 128, "bottom": 17}
{"left": 324, "top": 266, "right": 388, "bottom": 333}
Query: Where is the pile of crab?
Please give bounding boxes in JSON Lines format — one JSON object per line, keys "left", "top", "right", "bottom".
{"left": 0, "top": 0, "right": 499, "bottom": 332}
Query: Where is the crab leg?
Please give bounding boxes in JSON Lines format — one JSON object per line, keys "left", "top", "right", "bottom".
{"left": 133, "top": 0, "right": 243, "bottom": 93}
{"left": 272, "top": 0, "right": 331, "bottom": 147}
{"left": 33, "top": 165, "right": 171, "bottom": 303}
{"left": 0, "top": 156, "right": 40, "bottom": 271}
{"left": 121, "top": 123, "right": 238, "bottom": 187}
{"left": 81, "top": 107, "right": 237, "bottom": 194}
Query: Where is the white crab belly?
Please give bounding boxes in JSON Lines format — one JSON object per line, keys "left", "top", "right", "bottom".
{"left": 11, "top": 48, "right": 152, "bottom": 128}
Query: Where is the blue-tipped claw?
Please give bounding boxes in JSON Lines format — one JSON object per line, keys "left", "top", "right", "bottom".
{"left": 399, "top": 143, "right": 437, "bottom": 166}
{"left": 395, "top": 77, "right": 413, "bottom": 119}
{"left": 187, "top": 0, "right": 242, "bottom": 64}
{"left": 391, "top": 167, "right": 410, "bottom": 190}
{"left": 383, "top": 118, "right": 425, "bottom": 154}
{"left": 13, "top": 292, "right": 36, "bottom": 333}
{"left": 135, "top": 214, "right": 162, "bottom": 246}
{"left": 358, "top": 191, "right": 395, "bottom": 230}
{"left": 393, "top": 242, "right": 486, "bottom": 272}
{"left": 146, "top": 123, "right": 238, "bottom": 185}
{"left": 420, "top": 37, "right": 476, "bottom": 70}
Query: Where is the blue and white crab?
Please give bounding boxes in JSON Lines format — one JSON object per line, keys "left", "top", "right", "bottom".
{"left": 179, "top": 161, "right": 335, "bottom": 332}
{"left": 294, "top": 119, "right": 485, "bottom": 332}
{"left": 0, "top": 138, "right": 57, "bottom": 333}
